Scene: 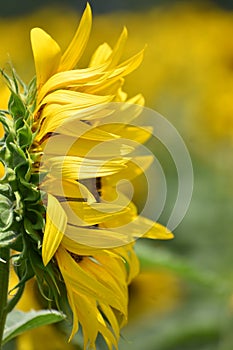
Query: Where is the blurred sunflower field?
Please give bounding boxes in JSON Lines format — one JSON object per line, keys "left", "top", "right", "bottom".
{"left": 1, "top": 1, "right": 233, "bottom": 349}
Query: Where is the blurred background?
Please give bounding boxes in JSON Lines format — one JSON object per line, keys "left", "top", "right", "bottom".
{"left": 1, "top": 0, "right": 233, "bottom": 349}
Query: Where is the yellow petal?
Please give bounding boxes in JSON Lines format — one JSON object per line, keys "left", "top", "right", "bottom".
{"left": 30, "top": 28, "right": 61, "bottom": 89}
{"left": 92, "top": 254, "right": 127, "bottom": 293}
{"left": 107, "top": 27, "right": 128, "bottom": 68}
{"left": 109, "top": 49, "right": 145, "bottom": 78}
{"left": 64, "top": 286, "right": 79, "bottom": 340}
{"left": 40, "top": 89, "right": 113, "bottom": 107}
{"left": 0, "top": 162, "right": 5, "bottom": 178}
{"left": 107, "top": 215, "right": 174, "bottom": 240}
{"left": 44, "top": 155, "right": 128, "bottom": 180}
{"left": 89, "top": 43, "right": 112, "bottom": 67}
{"left": 98, "top": 124, "right": 152, "bottom": 144}
{"left": 127, "top": 92, "right": 145, "bottom": 106}
{"left": 56, "top": 247, "right": 125, "bottom": 313}
{"left": 61, "top": 201, "right": 131, "bottom": 227}
{"left": 102, "top": 156, "right": 154, "bottom": 188}
{"left": 42, "top": 134, "right": 133, "bottom": 158}
{"left": 89, "top": 26, "right": 127, "bottom": 69}
{"left": 113, "top": 244, "right": 140, "bottom": 284}
{"left": 83, "top": 77, "right": 123, "bottom": 95}
{"left": 36, "top": 99, "right": 114, "bottom": 141}
{"left": 116, "top": 87, "right": 128, "bottom": 102}
{"left": 98, "top": 303, "right": 120, "bottom": 343}
{"left": 68, "top": 292, "right": 98, "bottom": 347}
{"left": 42, "top": 194, "right": 67, "bottom": 266}
{"left": 59, "top": 3, "right": 92, "bottom": 71}
{"left": 80, "top": 257, "right": 127, "bottom": 304}
{"left": 37, "top": 65, "right": 107, "bottom": 104}
{"left": 61, "top": 235, "right": 108, "bottom": 255}
{"left": 40, "top": 178, "right": 96, "bottom": 203}
{"left": 65, "top": 224, "right": 130, "bottom": 248}
{"left": 141, "top": 220, "right": 174, "bottom": 240}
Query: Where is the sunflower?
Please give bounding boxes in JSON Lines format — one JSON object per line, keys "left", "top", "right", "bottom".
{"left": 1, "top": 4, "right": 173, "bottom": 350}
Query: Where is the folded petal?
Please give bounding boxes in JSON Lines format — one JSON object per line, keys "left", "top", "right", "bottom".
{"left": 42, "top": 194, "right": 67, "bottom": 265}
{"left": 30, "top": 28, "right": 61, "bottom": 89}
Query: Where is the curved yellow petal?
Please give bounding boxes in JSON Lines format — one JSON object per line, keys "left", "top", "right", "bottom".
{"left": 44, "top": 155, "right": 128, "bottom": 180}
{"left": 107, "top": 215, "right": 174, "bottom": 240}
{"left": 108, "top": 27, "right": 128, "bottom": 68}
{"left": 36, "top": 102, "right": 115, "bottom": 142}
{"left": 61, "top": 201, "right": 131, "bottom": 227}
{"left": 40, "top": 178, "right": 96, "bottom": 203}
{"left": 65, "top": 224, "right": 130, "bottom": 248}
{"left": 37, "top": 65, "right": 107, "bottom": 104}
{"left": 102, "top": 156, "right": 154, "bottom": 187}
{"left": 80, "top": 257, "right": 127, "bottom": 303}
{"left": 42, "top": 194, "right": 67, "bottom": 266}
{"left": 141, "top": 220, "right": 174, "bottom": 240}
{"left": 113, "top": 244, "right": 140, "bottom": 284}
{"left": 56, "top": 247, "right": 125, "bottom": 313}
{"left": 30, "top": 28, "right": 61, "bottom": 89}
{"left": 109, "top": 49, "right": 145, "bottom": 78}
{"left": 69, "top": 292, "right": 98, "bottom": 347}
{"left": 40, "top": 89, "right": 113, "bottom": 107}
{"left": 98, "top": 124, "right": 152, "bottom": 144}
{"left": 83, "top": 77, "right": 124, "bottom": 95}
{"left": 61, "top": 236, "right": 110, "bottom": 256}
{"left": 89, "top": 42, "right": 112, "bottom": 67}
{"left": 59, "top": 3, "right": 92, "bottom": 71}
{"left": 42, "top": 134, "right": 133, "bottom": 158}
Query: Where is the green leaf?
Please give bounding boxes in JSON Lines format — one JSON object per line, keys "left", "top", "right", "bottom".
{"left": 3, "top": 309, "right": 66, "bottom": 345}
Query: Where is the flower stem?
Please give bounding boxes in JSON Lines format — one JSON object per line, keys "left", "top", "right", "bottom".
{"left": 0, "top": 248, "right": 10, "bottom": 349}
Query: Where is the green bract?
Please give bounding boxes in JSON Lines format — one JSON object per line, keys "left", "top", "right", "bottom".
{"left": 0, "top": 70, "right": 64, "bottom": 308}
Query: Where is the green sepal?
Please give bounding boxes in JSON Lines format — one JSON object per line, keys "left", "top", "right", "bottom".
{"left": 14, "top": 117, "right": 24, "bottom": 130}
{"left": 0, "top": 194, "right": 13, "bottom": 231}
{"left": 17, "top": 122, "right": 33, "bottom": 148}
{"left": 30, "top": 173, "right": 40, "bottom": 186}
{"left": 17, "top": 181, "right": 40, "bottom": 202}
{"left": 0, "top": 114, "right": 12, "bottom": 133}
{"left": 0, "top": 231, "right": 17, "bottom": 248}
{"left": 25, "top": 77, "right": 37, "bottom": 109}
{"left": 6, "top": 142, "right": 26, "bottom": 168}
{"left": 28, "top": 248, "right": 64, "bottom": 309}
{"left": 25, "top": 208, "right": 44, "bottom": 230}
{"left": 8, "top": 91, "right": 26, "bottom": 120}
{"left": 0, "top": 183, "right": 12, "bottom": 196}
{"left": 15, "top": 161, "right": 31, "bottom": 183}
{"left": 13, "top": 253, "right": 35, "bottom": 286}
{"left": 24, "top": 217, "right": 42, "bottom": 243}
{"left": 9, "top": 233, "right": 23, "bottom": 252}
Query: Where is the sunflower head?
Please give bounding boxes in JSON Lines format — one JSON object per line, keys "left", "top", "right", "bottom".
{"left": 0, "top": 4, "right": 173, "bottom": 349}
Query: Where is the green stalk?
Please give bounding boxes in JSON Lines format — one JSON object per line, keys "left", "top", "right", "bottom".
{"left": 0, "top": 248, "right": 10, "bottom": 349}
